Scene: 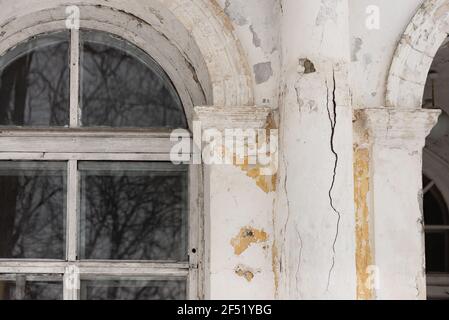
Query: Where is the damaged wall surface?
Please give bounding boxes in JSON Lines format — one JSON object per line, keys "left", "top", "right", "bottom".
{"left": 0, "top": 0, "right": 448, "bottom": 300}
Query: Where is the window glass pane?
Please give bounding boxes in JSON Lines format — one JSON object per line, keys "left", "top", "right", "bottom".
{"left": 0, "top": 161, "right": 66, "bottom": 259}
{"left": 0, "top": 275, "right": 63, "bottom": 300}
{"left": 424, "top": 184, "right": 449, "bottom": 226}
{"left": 425, "top": 230, "right": 449, "bottom": 273}
{"left": 80, "top": 278, "right": 186, "bottom": 300}
{"left": 0, "top": 32, "right": 70, "bottom": 126}
{"left": 79, "top": 162, "right": 188, "bottom": 261}
{"left": 80, "top": 30, "right": 187, "bottom": 128}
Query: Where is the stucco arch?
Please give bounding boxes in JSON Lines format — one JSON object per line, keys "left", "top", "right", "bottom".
{"left": 0, "top": 0, "right": 254, "bottom": 115}
{"left": 386, "top": 0, "right": 449, "bottom": 108}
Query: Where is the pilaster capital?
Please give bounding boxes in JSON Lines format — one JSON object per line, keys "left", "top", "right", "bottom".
{"left": 355, "top": 108, "right": 441, "bottom": 149}
{"left": 193, "top": 106, "right": 272, "bottom": 130}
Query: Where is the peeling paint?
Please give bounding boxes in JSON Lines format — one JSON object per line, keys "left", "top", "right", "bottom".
{"left": 295, "top": 59, "right": 318, "bottom": 113}
{"left": 235, "top": 161, "right": 276, "bottom": 193}
{"left": 315, "top": 0, "right": 338, "bottom": 26}
{"left": 231, "top": 227, "right": 269, "bottom": 255}
{"left": 298, "top": 58, "right": 316, "bottom": 74}
{"left": 249, "top": 24, "right": 261, "bottom": 48}
{"left": 235, "top": 264, "right": 257, "bottom": 282}
{"left": 354, "top": 146, "right": 374, "bottom": 300}
{"left": 254, "top": 62, "right": 273, "bottom": 84}
{"left": 224, "top": 0, "right": 248, "bottom": 26}
{"left": 238, "top": 157, "right": 277, "bottom": 193}
{"left": 351, "top": 37, "right": 362, "bottom": 62}
{"left": 235, "top": 113, "right": 277, "bottom": 193}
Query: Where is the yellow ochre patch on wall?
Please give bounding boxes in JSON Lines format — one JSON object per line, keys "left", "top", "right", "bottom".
{"left": 236, "top": 113, "right": 278, "bottom": 193}
{"left": 231, "top": 227, "right": 269, "bottom": 255}
{"left": 238, "top": 159, "right": 277, "bottom": 193}
{"left": 235, "top": 265, "right": 255, "bottom": 282}
{"left": 354, "top": 146, "right": 374, "bottom": 300}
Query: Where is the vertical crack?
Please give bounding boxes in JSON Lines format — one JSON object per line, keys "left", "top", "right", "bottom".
{"left": 325, "top": 69, "right": 342, "bottom": 291}
{"left": 281, "top": 84, "right": 304, "bottom": 296}
{"left": 294, "top": 223, "right": 303, "bottom": 295}
{"left": 282, "top": 153, "right": 303, "bottom": 296}
{"left": 281, "top": 156, "right": 291, "bottom": 291}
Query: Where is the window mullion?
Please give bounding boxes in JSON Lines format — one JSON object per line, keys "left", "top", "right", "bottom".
{"left": 69, "top": 28, "right": 80, "bottom": 128}
{"left": 66, "top": 160, "right": 79, "bottom": 262}
{"left": 63, "top": 264, "right": 80, "bottom": 300}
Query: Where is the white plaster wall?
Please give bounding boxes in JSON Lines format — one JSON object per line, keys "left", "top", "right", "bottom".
{"left": 216, "top": 0, "right": 282, "bottom": 109}
{"left": 0, "top": 0, "right": 443, "bottom": 300}
{"left": 206, "top": 165, "right": 275, "bottom": 300}
{"left": 349, "top": 0, "right": 422, "bottom": 109}
{"left": 275, "top": 0, "right": 356, "bottom": 299}
{"left": 371, "top": 144, "right": 427, "bottom": 299}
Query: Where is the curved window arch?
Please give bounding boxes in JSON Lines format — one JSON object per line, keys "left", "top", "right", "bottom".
{"left": 80, "top": 30, "right": 187, "bottom": 129}
{"left": 0, "top": 30, "right": 187, "bottom": 129}
{"left": 0, "top": 29, "right": 199, "bottom": 300}
{"left": 423, "top": 35, "right": 449, "bottom": 300}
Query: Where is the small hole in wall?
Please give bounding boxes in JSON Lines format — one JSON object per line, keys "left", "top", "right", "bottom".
{"left": 191, "top": 248, "right": 197, "bottom": 254}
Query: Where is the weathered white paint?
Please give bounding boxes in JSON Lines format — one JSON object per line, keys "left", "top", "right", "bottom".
{"left": 349, "top": 0, "right": 423, "bottom": 109}
{"left": 1, "top": 0, "right": 449, "bottom": 300}
{"left": 386, "top": 0, "right": 449, "bottom": 108}
{"left": 195, "top": 106, "right": 274, "bottom": 300}
{"left": 275, "top": 0, "right": 356, "bottom": 299}
{"left": 215, "top": 0, "right": 281, "bottom": 108}
{"left": 0, "top": 0, "right": 255, "bottom": 114}
{"left": 356, "top": 108, "right": 440, "bottom": 299}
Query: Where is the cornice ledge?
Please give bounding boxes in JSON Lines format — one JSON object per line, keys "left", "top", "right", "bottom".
{"left": 193, "top": 106, "right": 272, "bottom": 130}
{"left": 355, "top": 108, "right": 441, "bottom": 147}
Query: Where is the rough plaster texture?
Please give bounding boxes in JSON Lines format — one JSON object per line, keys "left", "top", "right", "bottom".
{"left": 216, "top": 0, "right": 281, "bottom": 108}
{"left": 356, "top": 108, "right": 440, "bottom": 299}
{"left": 386, "top": 0, "right": 449, "bottom": 108}
{"left": 274, "top": 0, "right": 356, "bottom": 299}
{"left": 0, "top": 0, "right": 447, "bottom": 300}
{"left": 349, "top": 0, "right": 423, "bottom": 109}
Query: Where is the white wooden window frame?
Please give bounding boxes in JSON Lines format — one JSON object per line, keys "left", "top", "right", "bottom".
{"left": 0, "top": 28, "right": 203, "bottom": 300}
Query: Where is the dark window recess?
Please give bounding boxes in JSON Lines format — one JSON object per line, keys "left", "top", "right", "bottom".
{"left": 423, "top": 175, "right": 449, "bottom": 273}
{"left": 0, "top": 32, "right": 70, "bottom": 127}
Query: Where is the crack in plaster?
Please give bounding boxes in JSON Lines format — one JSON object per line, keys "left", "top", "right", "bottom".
{"left": 282, "top": 155, "right": 303, "bottom": 296}
{"left": 294, "top": 223, "right": 303, "bottom": 294}
{"left": 281, "top": 155, "right": 292, "bottom": 293}
{"left": 295, "top": 86, "right": 304, "bottom": 111}
{"left": 325, "top": 69, "right": 342, "bottom": 291}
{"left": 281, "top": 98, "right": 303, "bottom": 298}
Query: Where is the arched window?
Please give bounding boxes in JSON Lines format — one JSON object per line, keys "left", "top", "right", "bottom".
{"left": 423, "top": 36, "right": 449, "bottom": 300}
{"left": 0, "top": 29, "right": 198, "bottom": 300}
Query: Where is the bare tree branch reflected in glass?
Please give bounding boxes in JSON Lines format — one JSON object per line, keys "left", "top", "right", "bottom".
{"left": 80, "top": 31, "right": 187, "bottom": 128}
{"left": 79, "top": 162, "right": 188, "bottom": 261}
{"left": 0, "top": 277, "right": 63, "bottom": 300}
{"left": 0, "top": 32, "right": 70, "bottom": 127}
{"left": 0, "top": 30, "right": 191, "bottom": 300}
{"left": 0, "top": 162, "right": 66, "bottom": 259}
